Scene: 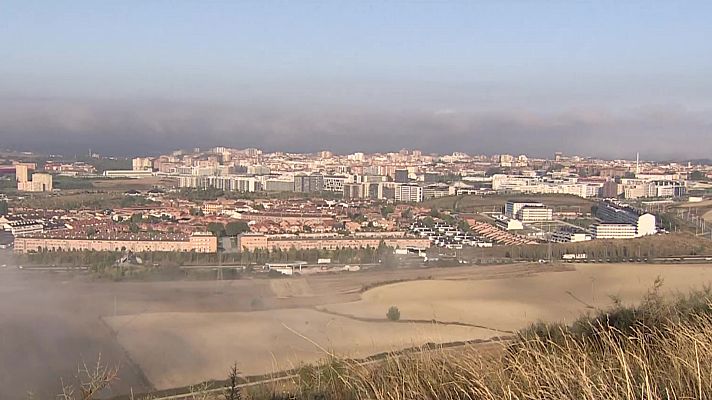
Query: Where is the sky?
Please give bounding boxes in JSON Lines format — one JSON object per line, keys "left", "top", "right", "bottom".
{"left": 1, "top": 0, "right": 711, "bottom": 159}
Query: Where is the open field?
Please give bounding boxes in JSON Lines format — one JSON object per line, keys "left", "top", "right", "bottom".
{"left": 320, "top": 264, "right": 712, "bottom": 332}
{"left": 3, "top": 254, "right": 712, "bottom": 398}
{"left": 104, "top": 263, "right": 711, "bottom": 392}
{"left": 104, "top": 309, "right": 491, "bottom": 390}
{"left": 0, "top": 259, "right": 554, "bottom": 399}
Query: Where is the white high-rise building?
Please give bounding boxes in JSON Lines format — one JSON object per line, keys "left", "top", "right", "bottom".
{"left": 395, "top": 184, "right": 423, "bottom": 203}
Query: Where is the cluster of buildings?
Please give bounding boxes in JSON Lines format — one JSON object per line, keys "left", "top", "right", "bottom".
{"left": 3, "top": 186, "right": 432, "bottom": 255}
{"left": 484, "top": 198, "right": 658, "bottom": 243}
{"left": 116, "top": 147, "right": 700, "bottom": 202}
{"left": 409, "top": 220, "right": 492, "bottom": 249}
{"left": 43, "top": 161, "right": 96, "bottom": 176}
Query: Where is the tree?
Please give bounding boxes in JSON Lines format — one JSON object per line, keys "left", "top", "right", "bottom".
{"left": 400, "top": 208, "right": 412, "bottom": 219}
{"left": 224, "top": 363, "right": 242, "bottom": 400}
{"left": 225, "top": 221, "right": 250, "bottom": 236}
{"left": 0, "top": 200, "right": 7, "bottom": 216}
{"left": 381, "top": 205, "right": 395, "bottom": 217}
{"left": 386, "top": 306, "right": 401, "bottom": 321}
{"left": 207, "top": 222, "right": 226, "bottom": 237}
{"left": 130, "top": 212, "right": 143, "bottom": 223}
{"left": 689, "top": 170, "right": 707, "bottom": 181}
{"left": 129, "top": 223, "right": 140, "bottom": 233}
{"left": 422, "top": 217, "right": 435, "bottom": 227}
{"left": 457, "top": 220, "right": 470, "bottom": 232}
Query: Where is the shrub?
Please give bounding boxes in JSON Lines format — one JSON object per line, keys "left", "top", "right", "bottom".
{"left": 386, "top": 306, "right": 400, "bottom": 321}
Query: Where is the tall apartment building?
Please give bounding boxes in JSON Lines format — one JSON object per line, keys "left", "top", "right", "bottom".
{"left": 343, "top": 183, "right": 364, "bottom": 199}
{"left": 132, "top": 157, "right": 153, "bottom": 171}
{"left": 264, "top": 177, "right": 295, "bottom": 192}
{"left": 179, "top": 175, "right": 260, "bottom": 192}
{"left": 16, "top": 165, "right": 53, "bottom": 192}
{"left": 15, "top": 164, "right": 29, "bottom": 183}
{"left": 294, "top": 174, "right": 324, "bottom": 193}
{"left": 323, "top": 175, "right": 348, "bottom": 192}
{"left": 395, "top": 184, "right": 423, "bottom": 203}
{"left": 247, "top": 165, "right": 271, "bottom": 175}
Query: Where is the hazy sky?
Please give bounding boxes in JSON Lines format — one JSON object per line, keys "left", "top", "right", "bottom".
{"left": 1, "top": 1, "right": 711, "bottom": 159}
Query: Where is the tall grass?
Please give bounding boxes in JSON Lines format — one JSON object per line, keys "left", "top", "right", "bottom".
{"left": 276, "top": 285, "right": 712, "bottom": 400}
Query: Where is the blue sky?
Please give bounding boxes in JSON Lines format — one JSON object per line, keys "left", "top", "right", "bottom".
{"left": 1, "top": 1, "right": 711, "bottom": 157}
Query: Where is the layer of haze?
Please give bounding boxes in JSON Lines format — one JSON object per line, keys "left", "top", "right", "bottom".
{"left": 1, "top": 1, "right": 711, "bottom": 159}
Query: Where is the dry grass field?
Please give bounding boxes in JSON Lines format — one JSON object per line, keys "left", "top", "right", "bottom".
{"left": 320, "top": 264, "right": 712, "bottom": 332}
{"left": 4, "top": 257, "right": 711, "bottom": 397}
{"left": 104, "top": 309, "right": 491, "bottom": 390}
{"left": 99, "top": 262, "right": 712, "bottom": 392}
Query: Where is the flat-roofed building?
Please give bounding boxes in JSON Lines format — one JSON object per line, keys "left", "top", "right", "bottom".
{"left": 516, "top": 205, "right": 553, "bottom": 222}
{"left": 236, "top": 233, "right": 429, "bottom": 252}
{"left": 595, "top": 201, "right": 656, "bottom": 237}
{"left": 104, "top": 170, "right": 154, "bottom": 178}
{"left": 323, "top": 175, "right": 348, "bottom": 193}
{"left": 395, "top": 184, "right": 423, "bottom": 203}
{"left": 294, "top": 174, "right": 324, "bottom": 193}
{"left": 551, "top": 230, "right": 592, "bottom": 243}
{"left": 237, "top": 233, "right": 269, "bottom": 251}
{"left": 15, "top": 164, "right": 29, "bottom": 184}
{"left": 505, "top": 200, "right": 553, "bottom": 222}
{"left": 132, "top": 157, "right": 153, "bottom": 171}
{"left": 423, "top": 184, "right": 450, "bottom": 200}
{"left": 590, "top": 223, "right": 637, "bottom": 239}
{"left": 13, "top": 232, "right": 217, "bottom": 254}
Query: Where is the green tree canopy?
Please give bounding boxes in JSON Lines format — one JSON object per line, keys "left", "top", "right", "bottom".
{"left": 207, "top": 222, "right": 226, "bottom": 237}
{"left": 386, "top": 306, "right": 401, "bottom": 321}
{"left": 225, "top": 221, "right": 250, "bottom": 236}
